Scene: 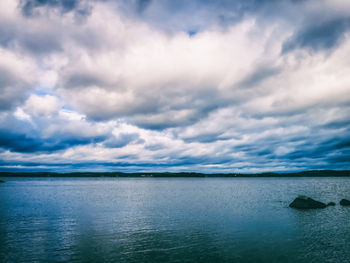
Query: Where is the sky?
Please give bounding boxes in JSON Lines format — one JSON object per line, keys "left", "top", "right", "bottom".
{"left": 0, "top": 0, "right": 349, "bottom": 173}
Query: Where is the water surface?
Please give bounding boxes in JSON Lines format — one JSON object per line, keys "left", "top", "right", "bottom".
{"left": 1, "top": 177, "right": 350, "bottom": 262}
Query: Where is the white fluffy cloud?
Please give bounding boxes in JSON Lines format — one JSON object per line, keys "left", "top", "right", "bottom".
{"left": 0, "top": 0, "right": 349, "bottom": 172}
{"left": 55, "top": 7, "right": 284, "bottom": 127}
{"left": 0, "top": 47, "right": 38, "bottom": 110}
{"left": 23, "top": 94, "right": 61, "bottom": 116}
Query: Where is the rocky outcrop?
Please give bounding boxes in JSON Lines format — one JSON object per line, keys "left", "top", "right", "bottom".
{"left": 0, "top": 179, "right": 4, "bottom": 183}
{"left": 327, "top": 202, "right": 336, "bottom": 206}
{"left": 289, "top": 195, "right": 326, "bottom": 209}
{"left": 340, "top": 199, "right": 350, "bottom": 206}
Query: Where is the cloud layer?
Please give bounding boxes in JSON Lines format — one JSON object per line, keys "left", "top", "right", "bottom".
{"left": 0, "top": 0, "right": 349, "bottom": 172}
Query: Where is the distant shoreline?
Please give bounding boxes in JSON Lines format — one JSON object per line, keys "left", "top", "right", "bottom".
{"left": 0, "top": 170, "right": 349, "bottom": 178}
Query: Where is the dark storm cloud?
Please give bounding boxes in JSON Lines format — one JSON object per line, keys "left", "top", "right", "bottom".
{"left": 321, "top": 120, "right": 350, "bottom": 130}
{"left": 20, "top": 31, "right": 63, "bottom": 54}
{"left": 282, "top": 137, "right": 350, "bottom": 162}
{"left": 0, "top": 131, "right": 43, "bottom": 153}
{"left": 171, "top": 155, "right": 235, "bottom": 167}
{"left": 144, "top": 143, "right": 164, "bottom": 151}
{"left": 259, "top": 131, "right": 349, "bottom": 166}
{"left": 182, "top": 132, "right": 230, "bottom": 143}
{"left": 0, "top": 0, "right": 349, "bottom": 172}
{"left": 236, "top": 66, "right": 281, "bottom": 89}
{"left": 131, "top": 105, "right": 221, "bottom": 130}
{"left": 283, "top": 18, "right": 350, "bottom": 53}
{"left": 0, "top": 129, "right": 106, "bottom": 153}
{"left": 0, "top": 66, "right": 32, "bottom": 111}
{"left": 131, "top": 112, "right": 200, "bottom": 130}
{"left": 0, "top": 114, "right": 111, "bottom": 153}
{"left": 20, "top": 0, "right": 89, "bottom": 16}
{"left": 64, "top": 73, "right": 106, "bottom": 89}
{"left": 0, "top": 23, "right": 61, "bottom": 57}
{"left": 103, "top": 133, "right": 140, "bottom": 148}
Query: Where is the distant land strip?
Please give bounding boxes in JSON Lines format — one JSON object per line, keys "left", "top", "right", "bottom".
{"left": 0, "top": 170, "right": 350, "bottom": 177}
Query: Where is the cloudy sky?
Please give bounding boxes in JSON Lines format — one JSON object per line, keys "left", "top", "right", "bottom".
{"left": 0, "top": 0, "right": 349, "bottom": 173}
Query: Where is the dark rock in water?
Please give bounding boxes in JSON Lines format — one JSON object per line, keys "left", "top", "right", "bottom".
{"left": 0, "top": 180, "right": 4, "bottom": 183}
{"left": 327, "top": 202, "right": 336, "bottom": 206}
{"left": 340, "top": 199, "right": 350, "bottom": 206}
{"left": 289, "top": 195, "right": 326, "bottom": 209}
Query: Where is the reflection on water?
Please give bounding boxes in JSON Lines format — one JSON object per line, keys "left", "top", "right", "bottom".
{"left": 0, "top": 177, "right": 350, "bottom": 262}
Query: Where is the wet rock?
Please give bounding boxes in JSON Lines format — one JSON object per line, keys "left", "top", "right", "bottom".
{"left": 0, "top": 180, "right": 4, "bottom": 183}
{"left": 289, "top": 195, "right": 326, "bottom": 209}
{"left": 340, "top": 199, "right": 350, "bottom": 206}
{"left": 327, "top": 202, "right": 336, "bottom": 206}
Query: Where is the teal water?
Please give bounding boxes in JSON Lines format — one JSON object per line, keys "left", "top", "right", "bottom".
{"left": 0, "top": 177, "right": 350, "bottom": 263}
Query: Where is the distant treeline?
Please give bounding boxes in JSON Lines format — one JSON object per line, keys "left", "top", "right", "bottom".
{"left": 0, "top": 170, "right": 349, "bottom": 177}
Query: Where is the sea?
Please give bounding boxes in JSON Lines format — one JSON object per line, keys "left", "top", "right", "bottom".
{"left": 1, "top": 177, "right": 350, "bottom": 263}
